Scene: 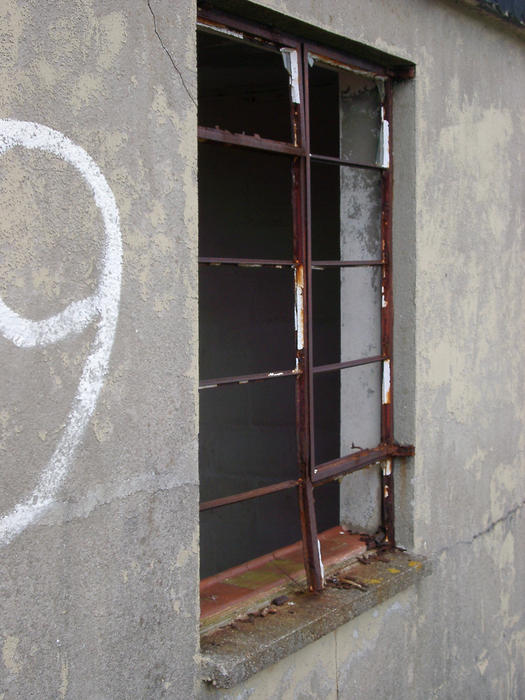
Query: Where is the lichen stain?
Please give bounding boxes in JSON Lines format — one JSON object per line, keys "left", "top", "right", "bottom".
{"left": 152, "top": 84, "right": 180, "bottom": 128}
{"left": 96, "top": 12, "right": 127, "bottom": 71}
{"left": 36, "top": 58, "right": 58, "bottom": 87}
{"left": 176, "top": 546, "right": 192, "bottom": 569}
{"left": 0, "top": 148, "right": 101, "bottom": 319}
{"left": 2, "top": 635, "right": 21, "bottom": 674}
{"left": 153, "top": 293, "right": 175, "bottom": 316}
{"left": 59, "top": 658, "right": 69, "bottom": 698}
{"left": 495, "top": 529, "right": 517, "bottom": 625}
{"left": 31, "top": 267, "right": 61, "bottom": 303}
{"left": 490, "top": 463, "right": 520, "bottom": 524}
{"left": 92, "top": 413, "right": 113, "bottom": 443}
{"left": 70, "top": 73, "right": 106, "bottom": 111}
{"left": 437, "top": 104, "right": 512, "bottom": 214}
{"left": 0, "top": 410, "right": 9, "bottom": 451}
{"left": 149, "top": 201, "right": 167, "bottom": 229}
{"left": 45, "top": 9, "right": 126, "bottom": 96}
{"left": 0, "top": 2, "right": 25, "bottom": 72}
{"left": 477, "top": 649, "right": 489, "bottom": 676}
{"left": 417, "top": 98, "right": 515, "bottom": 382}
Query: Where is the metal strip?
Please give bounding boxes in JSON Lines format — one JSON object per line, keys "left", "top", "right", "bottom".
{"left": 307, "top": 46, "right": 391, "bottom": 79}
{"left": 312, "top": 259, "right": 384, "bottom": 268}
{"left": 380, "top": 79, "right": 396, "bottom": 545}
{"left": 198, "top": 126, "right": 304, "bottom": 157}
{"left": 310, "top": 152, "right": 386, "bottom": 171}
{"left": 199, "top": 368, "right": 300, "bottom": 390}
{"left": 200, "top": 480, "right": 298, "bottom": 511}
{"left": 299, "top": 44, "right": 323, "bottom": 593}
{"left": 312, "top": 444, "right": 414, "bottom": 484}
{"left": 198, "top": 7, "right": 303, "bottom": 50}
{"left": 313, "top": 355, "right": 384, "bottom": 375}
{"left": 199, "top": 257, "right": 295, "bottom": 267}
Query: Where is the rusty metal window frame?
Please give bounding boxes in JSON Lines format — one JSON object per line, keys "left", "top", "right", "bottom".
{"left": 197, "top": 7, "right": 414, "bottom": 592}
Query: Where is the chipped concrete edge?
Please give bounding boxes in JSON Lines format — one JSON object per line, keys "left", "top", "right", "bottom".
{"left": 200, "top": 552, "right": 431, "bottom": 689}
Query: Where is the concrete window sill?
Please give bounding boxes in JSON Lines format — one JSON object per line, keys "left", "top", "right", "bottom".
{"left": 200, "top": 527, "right": 368, "bottom": 635}
{"left": 200, "top": 548, "right": 431, "bottom": 689}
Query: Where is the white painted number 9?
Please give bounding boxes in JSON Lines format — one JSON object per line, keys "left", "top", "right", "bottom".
{"left": 0, "top": 120, "right": 123, "bottom": 545}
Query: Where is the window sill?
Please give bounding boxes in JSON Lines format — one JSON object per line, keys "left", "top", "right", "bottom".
{"left": 200, "top": 527, "right": 368, "bottom": 635}
{"left": 200, "top": 548, "right": 431, "bottom": 689}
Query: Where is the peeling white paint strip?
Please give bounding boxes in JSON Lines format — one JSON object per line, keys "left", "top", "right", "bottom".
{"left": 382, "top": 459, "right": 392, "bottom": 477}
{"left": 0, "top": 119, "right": 122, "bottom": 546}
{"left": 382, "top": 359, "right": 391, "bottom": 404}
{"left": 309, "top": 53, "right": 376, "bottom": 79}
{"left": 317, "top": 539, "right": 325, "bottom": 583}
{"left": 294, "top": 266, "right": 304, "bottom": 350}
{"left": 196, "top": 20, "right": 243, "bottom": 39}
{"left": 377, "top": 106, "right": 390, "bottom": 169}
{"left": 280, "top": 48, "right": 301, "bottom": 104}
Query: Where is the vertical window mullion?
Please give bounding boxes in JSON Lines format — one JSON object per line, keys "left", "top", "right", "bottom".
{"left": 297, "top": 43, "right": 323, "bottom": 592}
{"left": 380, "top": 78, "right": 395, "bottom": 545}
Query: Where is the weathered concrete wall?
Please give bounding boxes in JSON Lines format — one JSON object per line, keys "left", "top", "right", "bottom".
{"left": 201, "top": 0, "right": 525, "bottom": 698}
{"left": 1, "top": 0, "right": 524, "bottom": 698}
{"left": 0, "top": 0, "right": 199, "bottom": 697}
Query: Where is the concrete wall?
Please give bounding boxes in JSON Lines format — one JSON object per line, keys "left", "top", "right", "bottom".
{"left": 1, "top": 1, "right": 524, "bottom": 699}
{"left": 0, "top": 1, "right": 199, "bottom": 697}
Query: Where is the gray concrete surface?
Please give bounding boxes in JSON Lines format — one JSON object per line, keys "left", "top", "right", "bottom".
{"left": 0, "top": 0, "right": 524, "bottom": 698}
{"left": 201, "top": 552, "right": 431, "bottom": 689}
{"left": 0, "top": 1, "right": 198, "bottom": 697}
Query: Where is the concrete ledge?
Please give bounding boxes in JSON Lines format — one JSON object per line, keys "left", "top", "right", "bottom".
{"left": 200, "top": 550, "right": 431, "bottom": 689}
{"left": 200, "top": 528, "right": 367, "bottom": 634}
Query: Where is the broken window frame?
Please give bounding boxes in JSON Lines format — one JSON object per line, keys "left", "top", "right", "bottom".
{"left": 197, "top": 7, "right": 414, "bottom": 593}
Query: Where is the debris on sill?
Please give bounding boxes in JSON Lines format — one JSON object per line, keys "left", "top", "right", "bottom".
{"left": 201, "top": 548, "right": 431, "bottom": 689}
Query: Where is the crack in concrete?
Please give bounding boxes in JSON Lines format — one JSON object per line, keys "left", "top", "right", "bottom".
{"left": 36, "top": 473, "right": 198, "bottom": 528}
{"left": 147, "top": 0, "right": 197, "bottom": 108}
{"left": 436, "top": 498, "right": 525, "bottom": 557}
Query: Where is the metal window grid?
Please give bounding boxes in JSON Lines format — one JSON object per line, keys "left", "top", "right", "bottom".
{"left": 197, "top": 8, "right": 414, "bottom": 592}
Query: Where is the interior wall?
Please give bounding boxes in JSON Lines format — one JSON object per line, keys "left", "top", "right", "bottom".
{"left": 338, "top": 70, "right": 384, "bottom": 533}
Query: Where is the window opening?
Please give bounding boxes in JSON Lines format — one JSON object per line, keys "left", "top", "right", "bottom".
{"left": 198, "top": 9, "right": 414, "bottom": 594}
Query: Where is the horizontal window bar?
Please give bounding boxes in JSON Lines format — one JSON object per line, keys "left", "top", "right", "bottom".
{"left": 313, "top": 355, "right": 385, "bottom": 375}
{"left": 310, "top": 153, "right": 386, "bottom": 171}
{"left": 198, "top": 8, "right": 303, "bottom": 50}
{"left": 311, "top": 259, "right": 384, "bottom": 268}
{"left": 200, "top": 479, "right": 298, "bottom": 511}
{"left": 200, "top": 367, "right": 300, "bottom": 389}
{"left": 307, "top": 45, "right": 392, "bottom": 79}
{"left": 199, "top": 126, "right": 304, "bottom": 157}
{"left": 312, "top": 443, "right": 415, "bottom": 484}
{"left": 199, "top": 257, "right": 296, "bottom": 268}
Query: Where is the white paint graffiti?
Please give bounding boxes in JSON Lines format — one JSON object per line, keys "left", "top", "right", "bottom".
{"left": 0, "top": 120, "right": 122, "bottom": 545}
